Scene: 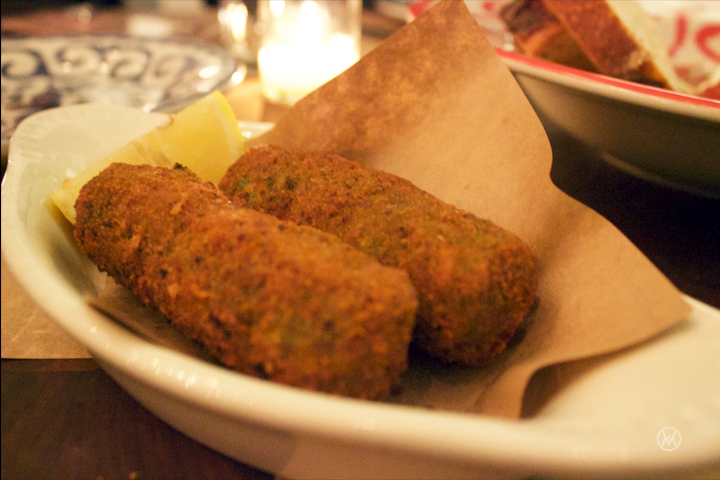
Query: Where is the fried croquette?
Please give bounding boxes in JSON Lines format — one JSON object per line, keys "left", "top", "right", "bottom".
{"left": 74, "top": 163, "right": 418, "bottom": 400}
{"left": 219, "top": 146, "right": 539, "bottom": 366}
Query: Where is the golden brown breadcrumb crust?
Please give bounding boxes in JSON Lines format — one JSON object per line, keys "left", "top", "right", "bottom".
{"left": 219, "top": 146, "right": 539, "bottom": 366}
{"left": 74, "top": 163, "right": 418, "bottom": 400}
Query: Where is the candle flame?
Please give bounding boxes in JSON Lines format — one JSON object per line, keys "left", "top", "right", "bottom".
{"left": 258, "top": 0, "right": 359, "bottom": 105}
{"left": 269, "top": 0, "right": 285, "bottom": 18}
{"left": 297, "top": 1, "right": 324, "bottom": 46}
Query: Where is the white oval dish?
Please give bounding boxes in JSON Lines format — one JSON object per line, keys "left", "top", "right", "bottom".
{"left": 2, "top": 104, "right": 719, "bottom": 479}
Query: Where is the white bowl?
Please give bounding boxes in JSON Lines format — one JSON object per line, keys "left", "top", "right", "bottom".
{"left": 2, "top": 104, "right": 720, "bottom": 479}
{"left": 454, "top": 0, "right": 720, "bottom": 197}
{"left": 498, "top": 49, "right": 720, "bottom": 198}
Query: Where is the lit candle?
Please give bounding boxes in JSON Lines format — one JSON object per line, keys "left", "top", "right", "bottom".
{"left": 218, "top": 0, "right": 253, "bottom": 61}
{"left": 258, "top": 0, "right": 360, "bottom": 105}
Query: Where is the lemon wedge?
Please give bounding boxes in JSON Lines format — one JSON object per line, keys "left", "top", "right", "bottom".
{"left": 51, "top": 91, "right": 244, "bottom": 224}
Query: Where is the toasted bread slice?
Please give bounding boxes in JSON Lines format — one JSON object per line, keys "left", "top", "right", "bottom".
{"left": 500, "top": 0, "right": 598, "bottom": 73}
{"left": 501, "top": 0, "right": 695, "bottom": 94}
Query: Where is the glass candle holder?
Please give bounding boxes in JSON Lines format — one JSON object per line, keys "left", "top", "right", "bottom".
{"left": 218, "top": 0, "right": 259, "bottom": 66}
{"left": 257, "top": 0, "right": 361, "bottom": 105}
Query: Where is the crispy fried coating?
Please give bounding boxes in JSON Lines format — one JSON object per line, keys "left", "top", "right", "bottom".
{"left": 74, "top": 163, "right": 418, "bottom": 400}
{"left": 219, "top": 146, "right": 539, "bottom": 366}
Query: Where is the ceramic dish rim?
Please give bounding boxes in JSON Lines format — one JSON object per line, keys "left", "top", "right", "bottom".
{"left": 496, "top": 49, "right": 720, "bottom": 122}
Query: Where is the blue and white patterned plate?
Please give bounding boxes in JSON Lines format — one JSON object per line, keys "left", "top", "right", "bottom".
{"left": 1, "top": 35, "right": 238, "bottom": 154}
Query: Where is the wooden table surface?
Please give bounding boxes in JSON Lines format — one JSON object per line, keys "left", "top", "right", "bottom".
{"left": 2, "top": 4, "right": 719, "bottom": 480}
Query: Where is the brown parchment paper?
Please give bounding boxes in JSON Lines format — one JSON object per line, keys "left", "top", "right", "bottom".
{"left": 247, "top": 0, "right": 690, "bottom": 418}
